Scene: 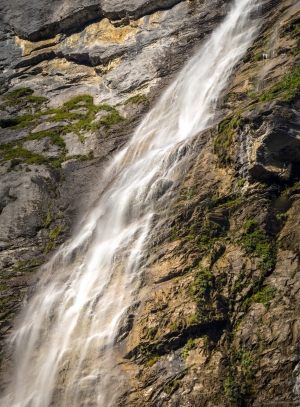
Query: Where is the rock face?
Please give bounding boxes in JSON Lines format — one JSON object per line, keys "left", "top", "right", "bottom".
{"left": 0, "top": 0, "right": 229, "bottom": 107}
{"left": 1, "top": 0, "right": 300, "bottom": 406}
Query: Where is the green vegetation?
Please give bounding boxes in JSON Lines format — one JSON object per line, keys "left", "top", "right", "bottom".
{"left": 147, "top": 326, "right": 158, "bottom": 340}
{"left": 0, "top": 117, "right": 32, "bottom": 128}
{"left": 189, "top": 313, "right": 201, "bottom": 324}
{"left": 14, "top": 259, "right": 43, "bottom": 273}
{"left": 49, "top": 226, "right": 66, "bottom": 240}
{"left": 90, "top": 110, "right": 125, "bottom": 131}
{"left": 259, "top": 64, "right": 300, "bottom": 102}
{"left": 124, "top": 94, "right": 148, "bottom": 105}
{"left": 243, "top": 286, "right": 276, "bottom": 309}
{"left": 45, "top": 241, "right": 56, "bottom": 253}
{"left": 45, "top": 96, "right": 124, "bottom": 134}
{"left": 237, "top": 178, "right": 245, "bottom": 190}
{"left": 0, "top": 143, "right": 50, "bottom": 167}
{"left": 181, "top": 338, "right": 195, "bottom": 358}
{"left": 225, "top": 347, "right": 257, "bottom": 405}
{"left": 3, "top": 88, "right": 34, "bottom": 100}
{"left": 238, "top": 220, "right": 277, "bottom": 272}
{"left": 214, "top": 112, "right": 243, "bottom": 167}
{"left": 253, "top": 53, "right": 263, "bottom": 62}
{"left": 216, "top": 197, "right": 242, "bottom": 209}
{"left": 169, "top": 322, "right": 178, "bottom": 331}
{"left": 45, "top": 223, "right": 68, "bottom": 253}
{"left": 1, "top": 87, "right": 48, "bottom": 111}
{"left": 190, "top": 268, "right": 214, "bottom": 301}
{"left": 0, "top": 297, "right": 12, "bottom": 307}
{"left": 16, "top": 261, "right": 27, "bottom": 269}
{"left": 163, "top": 379, "right": 181, "bottom": 395}
{"left": 198, "top": 219, "right": 225, "bottom": 249}
{"left": 0, "top": 93, "right": 124, "bottom": 169}
{"left": 146, "top": 356, "right": 159, "bottom": 367}
{"left": 43, "top": 206, "right": 52, "bottom": 228}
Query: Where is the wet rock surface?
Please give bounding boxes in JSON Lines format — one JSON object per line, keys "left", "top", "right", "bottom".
{"left": 1, "top": 0, "right": 300, "bottom": 406}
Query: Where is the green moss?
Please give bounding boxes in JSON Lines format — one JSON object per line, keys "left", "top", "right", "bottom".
{"left": 0, "top": 143, "right": 50, "bottom": 166}
{"left": 16, "top": 261, "right": 27, "bottom": 269}
{"left": 237, "top": 178, "right": 245, "bottom": 190}
{"left": 50, "top": 134, "right": 66, "bottom": 148}
{"left": 147, "top": 326, "right": 158, "bottom": 340}
{"left": 1, "top": 88, "right": 48, "bottom": 110}
{"left": 49, "top": 226, "right": 66, "bottom": 240}
{"left": 253, "top": 53, "right": 263, "bottom": 62}
{"left": 181, "top": 338, "right": 195, "bottom": 358}
{"left": 63, "top": 95, "right": 94, "bottom": 110}
{"left": 0, "top": 94, "right": 124, "bottom": 170}
{"left": 169, "top": 322, "right": 178, "bottom": 331}
{"left": 190, "top": 268, "right": 214, "bottom": 300}
{"left": 0, "top": 297, "right": 11, "bottom": 307}
{"left": 91, "top": 110, "right": 125, "bottom": 130}
{"left": 243, "top": 286, "right": 276, "bottom": 309}
{"left": 217, "top": 198, "right": 242, "bottom": 208}
{"left": 163, "top": 380, "right": 181, "bottom": 395}
{"left": 224, "top": 347, "right": 258, "bottom": 405}
{"left": 3, "top": 88, "right": 34, "bottom": 100}
{"left": 189, "top": 313, "right": 201, "bottom": 324}
{"left": 26, "top": 95, "right": 48, "bottom": 103}
{"left": 238, "top": 220, "right": 277, "bottom": 272}
{"left": 0, "top": 114, "right": 37, "bottom": 129}
{"left": 214, "top": 113, "right": 243, "bottom": 167}
{"left": 124, "top": 94, "right": 148, "bottom": 105}
{"left": 0, "top": 118, "right": 23, "bottom": 128}
{"left": 43, "top": 208, "right": 52, "bottom": 228}
{"left": 198, "top": 219, "right": 224, "bottom": 249}
{"left": 146, "top": 356, "right": 159, "bottom": 367}
{"left": 259, "top": 64, "right": 300, "bottom": 102}
{"left": 47, "top": 111, "right": 84, "bottom": 122}
{"left": 45, "top": 241, "right": 56, "bottom": 253}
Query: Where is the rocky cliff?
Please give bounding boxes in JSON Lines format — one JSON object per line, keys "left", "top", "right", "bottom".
{"left": 1, "top": 0, "right": 300, "bottom": 405}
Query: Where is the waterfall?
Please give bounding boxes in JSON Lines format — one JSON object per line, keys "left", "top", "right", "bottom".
{"left": 1, "top": 1, "right": 264, "bottom": 406}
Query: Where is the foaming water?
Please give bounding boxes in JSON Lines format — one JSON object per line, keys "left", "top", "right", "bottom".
{"left": 1, "top": 1, "right": 264, "bottom": 406}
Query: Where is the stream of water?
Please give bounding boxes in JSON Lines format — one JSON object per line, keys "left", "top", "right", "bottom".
{"left": 1, "top": 0, "right": 265, "bottom": 405}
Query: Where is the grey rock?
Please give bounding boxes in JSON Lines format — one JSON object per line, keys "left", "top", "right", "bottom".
{"left": 0, "top": 0, "right": 183, "bottom": 41}
{"left": 69, "top": 107, "right": 89, "bottom": 115}
{"left": 63, "top": 132, "right": 97, "bottom": 155}
{"left": 91, "top": 111, "right": 110, "bottom": 123}
{"left": 23, "top": 138, "right": 61, "bottom": 158}
{"left": 0, "top": 0, "right": 229, "bottom": 108}
{"left": 31, "top": 121, "right": 68, "bottom": 134}
{"left": 0, "top": 127, "right": 31, "bottom": 144}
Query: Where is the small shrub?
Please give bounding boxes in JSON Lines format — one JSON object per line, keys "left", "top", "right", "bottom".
{"left": 43, "top": 208, "right": 52, "bottom": 228}
{"left": 147, "top": 326, "right": 158, "bottom": 340}
{"left": 190, "top": 268, "right": 214, "bottom": 299}
{"left": 49, "top": 226, "right": 66, "bottom": 240}
{"left": 45, "top": 241, "right": 56, "bottom": 253}
{"left": 181, "top": 338, "right": 195, "bottom": 358}
{"left": 169, "top": 322, "right": 178, "bottom": 331}
{"left": 146, "top": 356, "right": 159, "bottom": 367}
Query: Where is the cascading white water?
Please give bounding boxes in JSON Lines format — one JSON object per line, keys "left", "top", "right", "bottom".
{"left": 1, "top": 1, "right": 265, "bottom": 406}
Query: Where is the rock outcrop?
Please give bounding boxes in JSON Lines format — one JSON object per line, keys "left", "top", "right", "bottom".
{"left": 1, "top": 0, "right": 300, "bottom": 405}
